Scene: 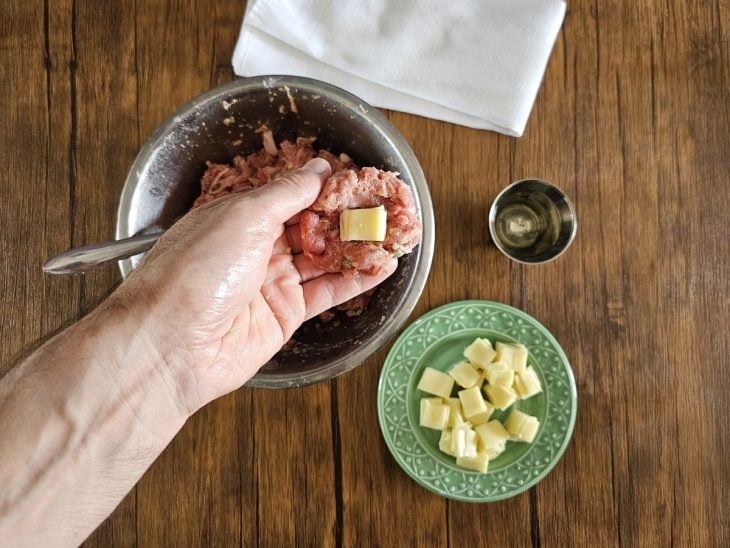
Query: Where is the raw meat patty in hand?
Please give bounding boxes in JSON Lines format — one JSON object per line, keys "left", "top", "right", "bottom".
{"left": 300, "top": 167, "right": 421, "bottom": 276}
{"left": 192, "top": 130, "right": 418, "bottom": 318}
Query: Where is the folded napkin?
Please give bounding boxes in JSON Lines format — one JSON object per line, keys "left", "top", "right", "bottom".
{"left": 233, "top": 0, "right": 566, "bottom": 136}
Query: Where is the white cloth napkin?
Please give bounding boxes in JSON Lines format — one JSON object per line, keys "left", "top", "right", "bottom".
{"left": 233, "top": 0, "right": 566, "bottom": 136}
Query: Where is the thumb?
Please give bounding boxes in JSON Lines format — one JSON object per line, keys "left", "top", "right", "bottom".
{"left": 248, "top": 158, "right": 331, "bottom": 224}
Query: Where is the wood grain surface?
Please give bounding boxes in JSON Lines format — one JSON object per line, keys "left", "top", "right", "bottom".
{"left": 1, "top": 1, "right": 728, "bottom": 546}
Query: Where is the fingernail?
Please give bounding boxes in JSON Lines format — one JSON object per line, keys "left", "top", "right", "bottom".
{"left": 302, "top": 158, "right": 331, "bottom": 176}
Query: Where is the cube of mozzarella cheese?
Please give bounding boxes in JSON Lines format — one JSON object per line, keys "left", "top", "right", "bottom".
{"left": 463, "top": 338, "right": 497, "bottom": 368}
{"left": 339, "top": 205, "right": 387, "bottom": 241}
{"left": 439, "top": 429, "right": 455, "bottom": 456}
{"left": 510, "top": 343, "right": 529, "bottom": 373}
{"left": 448, "top": 361, "right": 481, "bottom": 388}
{"left": 449, "top": 421, "right": 464, "bottom": 455}
{"left": 475, "top": 420, "right": 511, "bottom": 450}
{"left": 445, "top": 397, "right": 465, "bottom": 428}
{"left": 450, "top": 421, "right": 478, "bottom": 458}
{"left": 519, "top": 419, "right": 539, "bottom": 443}
{"left": 484, "top": 384, "right": 517, "bottom": 410}
{"left": 468, "top": 402, "right": 494, "bottom": 426}
{"left": 483, "top": 442, "right": 506, "bottom": 460}
{"left": 505, "top": 409, "right": 540, "bottom": 442}
{"left": 513, "top": 375, "right": 527, "bottom": 399}
{"left": 419, "top": 398, "right": 450, "bottom": 430}
{"left": 494, "top": 342, "right": 515, "bottom": 368}
{"left": 456, "top": 452, "right": 489, "bottom": 473}
{"left": 485, "top": 361, "right": 515, "bottom": 387}
{"left": 496, "top": 342, "right": 528, "bottom": 373}
{"left": 463, "top": 429, "right": 478, "bottom": 458}
{"left": 514, "top": 366, "right": 543, "bottom": 399}
{"left": 458, "top": 386, "right": 489, "bottom": 423}
{"left": 417, "top": 367, "right": 454, "bottom": 398}
{"left": 469, "top": 400, "right": 494, "bottom": 426}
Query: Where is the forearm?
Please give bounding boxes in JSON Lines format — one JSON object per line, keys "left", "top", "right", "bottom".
{"left": 0, "top": 297, "right": 189, "bottom": 546}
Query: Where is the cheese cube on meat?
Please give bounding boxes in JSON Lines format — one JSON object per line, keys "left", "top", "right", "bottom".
{"left": 339, "top": 205, "right": 387, "bottom": 241}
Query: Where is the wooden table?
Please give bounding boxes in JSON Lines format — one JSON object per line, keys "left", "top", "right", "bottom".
{"left": 2, "top": 1, "right": 728, "bottom": 546}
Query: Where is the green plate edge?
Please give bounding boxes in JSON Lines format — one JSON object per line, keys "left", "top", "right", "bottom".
{"left": 377, "top": 300, "right": 578, "bottom": 503}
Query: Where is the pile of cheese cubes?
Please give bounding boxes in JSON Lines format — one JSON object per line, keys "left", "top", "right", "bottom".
{"left": 417, "top": 338, "right": 543, "bottom": 473}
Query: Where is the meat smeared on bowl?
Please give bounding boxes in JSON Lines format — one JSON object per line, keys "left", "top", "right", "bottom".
{"left": 193, "top": 127, "right": 422, "bottom": 320}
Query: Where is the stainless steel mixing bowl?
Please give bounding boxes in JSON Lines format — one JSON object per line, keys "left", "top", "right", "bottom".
{"left": 116, "top": 75, "right": 434, "bottom": 388}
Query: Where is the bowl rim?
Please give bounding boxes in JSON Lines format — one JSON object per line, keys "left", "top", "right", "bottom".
{"left": 115, "top": 75, "right": 435, "bottom": 389}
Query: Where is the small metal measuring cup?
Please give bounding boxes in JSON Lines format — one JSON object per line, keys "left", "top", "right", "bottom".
{"left": 488, "top": 179, "right": 577, "bottom": 264}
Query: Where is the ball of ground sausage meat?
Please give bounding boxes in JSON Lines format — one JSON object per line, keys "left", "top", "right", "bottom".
{"left": 300, "top": 167, "right": 421, "bottom": 276}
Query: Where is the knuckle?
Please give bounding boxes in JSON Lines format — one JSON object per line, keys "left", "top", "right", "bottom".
{"left": 277, "top": 170, "right": 312, "bottom": 191}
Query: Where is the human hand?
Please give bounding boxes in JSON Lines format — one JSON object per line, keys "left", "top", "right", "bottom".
{"left": 112, "top": 158, "right": 396, "bottom": 413}
{"left": 0, "top": 160, "right": 399, "bottom": 545}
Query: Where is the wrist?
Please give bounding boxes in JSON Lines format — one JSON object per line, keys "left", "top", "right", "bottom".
{"left": 89, "top": 288, "right": 195, "bottom": 423}
{"left": 109, "top": 269, "right": 240, "bottom": 414}
{"left": 0, "top": 291, "right": 192, "bottom": 544}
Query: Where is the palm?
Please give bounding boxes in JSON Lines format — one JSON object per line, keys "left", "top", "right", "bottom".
{"left": 202, "top": 240, "right": 310, "bottom": 398}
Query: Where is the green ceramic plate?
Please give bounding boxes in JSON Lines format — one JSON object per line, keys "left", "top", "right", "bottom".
{"left": 377, "top": 300, "right": 577, "bottom": 502}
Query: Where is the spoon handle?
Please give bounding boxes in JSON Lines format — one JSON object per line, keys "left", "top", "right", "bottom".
{"left": 43, "top": 229, "right": 165, "bottom": 275}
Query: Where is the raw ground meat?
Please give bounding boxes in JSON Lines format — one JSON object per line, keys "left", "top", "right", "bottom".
{"left": 300, "top": 168, "right": 421, "bottom": 276}
{"left": 316, "top": 288, "right": 375, "bottom": 325}
{"left": 193, "top": 127, "right": 353, "bottom": 208}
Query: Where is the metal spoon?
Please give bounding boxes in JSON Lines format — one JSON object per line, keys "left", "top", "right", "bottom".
{"left": 43, "top": 226, "right": 165, "bottom": 275}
